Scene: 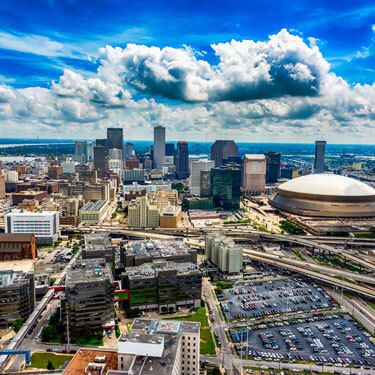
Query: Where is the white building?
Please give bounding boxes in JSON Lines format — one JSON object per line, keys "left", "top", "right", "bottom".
{"left": 5, "top": 170, "right": 18, "bottom": 183}
{"left": 242, "top": 154, "right": 266, "bottom": 195}
{"left": 153, "top": 125, "right": 166, "bottom": 170}
{"left": 189, "top": 159, "right": 214, "bottom": 196}
{"left": 61, "top": 161, "right": 77, "bottom": 174}
{"left": 117, "top": 319, "right": 200, "bottom": 375}
{"left": 205, "top": 234, "right": 243, "bottom": 274}
{"left": 5, "top": 210, "right": 60, "bottom": 244}
{"left": 108, "top": 148, "right": 123, "bottom": 160}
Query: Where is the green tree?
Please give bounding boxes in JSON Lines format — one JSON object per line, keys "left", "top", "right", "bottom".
{"left": 12, "top": 317, "right": 23, "bottom": 333}
{"left": 47, "top": 360, "right": 55, "bottom": 370}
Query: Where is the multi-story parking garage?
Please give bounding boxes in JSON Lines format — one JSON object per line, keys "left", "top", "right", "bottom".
{"left": 270, "top": 174, "right": 375, "bottom": 217}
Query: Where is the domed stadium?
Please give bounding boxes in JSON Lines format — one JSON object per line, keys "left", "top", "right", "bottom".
{"left": 269, "top": 174, "right": 375, "bottom": 217}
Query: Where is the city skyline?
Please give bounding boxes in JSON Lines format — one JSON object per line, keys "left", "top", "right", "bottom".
{"left": 0, "top": 1, "right": 374, "bottom": 142}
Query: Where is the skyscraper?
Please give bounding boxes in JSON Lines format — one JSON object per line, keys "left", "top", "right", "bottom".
{"left": 189, "top": 160, "right": 214, "bottom": 196}
{"left": 210, "top": 165, "right": 242, "bottom": 210}
{"left": 153, "top": 125, "right": 166, "bottom": 169}
{"left": 123, "top": 142, "right": 135, "bottom": 159}
{"left": 175, "top": 141, "right": 189, "bottom": 179}
{"left": 107, "top": 127, "right": 123, "bottom": 152}
{"left": 265, "top": 151, "right": 281, "bottom": 184}
{"left": 74, "top": 141, "right": 88, "bottom": 163}
{"left": 210, "top": 140, "right": 238, "bottom": 167}
{"left": 242, "top": 154, "right": 266, "bottom": 195}
{"left": 93, "top": 145, "right": 106, "bottom": 178}
{"left": 314, "top": 140, "right": 326, "bottom": 174}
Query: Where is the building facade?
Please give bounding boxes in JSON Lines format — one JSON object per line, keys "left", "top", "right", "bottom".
{"left": 153, "top": 125, "right": 166, "bottom": 170}
{"left": 128, "top": 196, "right": 159, "bottom": 228}
{"left": 79, "top": 200, "right": 109, "bottom": 225}
{"left": 314, "top": 140, "right": 326, "bottom": 174}
{"left": 107, "top": 128, "right": 123, "bottom": 153}
{"left": 265, "top": 151, "right": 281, "bottom": 184}
{"left": 64, "top": 259, "right": 114, "bottom": 332}
{"left": 210, "top": 165, "right": 241, "bottom": 210}
{"left": 189, "top": 160, "right": 214, "bottom": 196}
{"left": 210, "top": 140, "right": 238, "bottom": 167}
{"left": 175, "top": 141, "right": 189, "bottom": 179}
{"left": 0, "top": 233, "right": 37, "bottom": 261}
{"left": 242, "top": 154, "right": 266, "bottom": 195}
{"left": 5, "top": 210, "right": 60, "bottom": 244}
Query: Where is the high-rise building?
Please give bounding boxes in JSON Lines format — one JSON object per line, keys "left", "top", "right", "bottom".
{"left": 205, "top": 234, "right": 243, "bottom": 274}
{"left": 5, "top": 210, "right": 60, "bottom": 244}
{"left": 242, "top": 154, "right": 266, "bottom": 195}
{"left": 123, "top": 142, "right": 135, "bottom": 159}
{"left": 165, "top": 143, "right": 175, "bottom": 157}
{"left": 189, "top": 160, "right": 214, "bottom": 196}
{"left": 200, "top": 170, "right": 211, "bottom": 197}
{"left": 175, "top": 141, "right": 189, "bottom": 179}
{"left": 314, "top": 140, "right": 326, "bottom": 174}
{"left": 153, "top": 126, "right": 166, "bottom": 169}
{"left": 107, "top": 127, "right": 123, "bottom": 153}
{"left": 0, "top": 175, "right": 5, "bottom": 199}
{"left": 0, "top": 262, "right": 35, "bottom": 328}
{"left": 64, "top": 258, "right": 114, "bottom": 332}
{"left": 210, "top": 140, "right": 238, "bottom": 167}
{"left": 95, "top": 138, "right": 107, "bottom": 148}
{"left": 5, "top": 170, "right": 18, "bottom": 183}
{"left": 108, "top": 148, "right": 122, "bottom": 160}
{"left": 210, "top": 165, "right": 242, "bottom": 210}
{"left": 93, "top": 145, "right": 106, "bottom": 178}
{"left": 128, "top": 196, "right": 159, "bottom": 228}
{"left": 265, "top": 151, "right": 281, "bottom": 184}
{"left": 74, "top": 141, "right": 88, "bottom": 164}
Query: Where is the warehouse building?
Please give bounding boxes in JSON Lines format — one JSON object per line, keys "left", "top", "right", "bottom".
{"left": 0, "top": 233, "right": 37, "bottom": 261}
{"left": 79, "top": 200, "right": 108, "bottom": 224}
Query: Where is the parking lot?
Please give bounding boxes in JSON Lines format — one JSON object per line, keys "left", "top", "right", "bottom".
{"left": 221, "top": 277, "right": 337, "bottom": 320}
{"left": 231, "top": 314, "right": 375, "bottom": 368}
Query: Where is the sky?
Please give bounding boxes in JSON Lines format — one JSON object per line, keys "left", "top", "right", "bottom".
{"left": 0, "top": 0, "right": 374, "bottom": 143}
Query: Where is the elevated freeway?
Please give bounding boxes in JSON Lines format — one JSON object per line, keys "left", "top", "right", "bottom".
{"left": 243, "top": 249, "right": 375, "bottom": 299}
{"left": 0, "top": 249, "right": 82, "bottom": 372}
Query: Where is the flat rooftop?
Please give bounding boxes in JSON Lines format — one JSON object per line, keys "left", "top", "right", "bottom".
{"left": 124, "top": 239, "right": 191, "bottom": 258}
{"left": 66, "top": 258, "right": 113, "bottom": 285}
{"left": 62, "top": 348, "right": 117, "bottom": 375}
{"left": 119, "top": 332, "right": 164, "bottom": 345}
{"left": 84, "top": 233, "right": 116, "bottom": 251}
{"left": 124, "top": 261, "right": 200, "bottom": 280}
{"left": 0, "top": 260, "right": 34, "bottom": 273}
{"left": 132, "top": 318, "right": 200, "bottom": 335}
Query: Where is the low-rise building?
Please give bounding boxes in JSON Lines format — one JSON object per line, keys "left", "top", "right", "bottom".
{"left": 159, "top": 205, "right": 181, "bottom": 228}
{"left": 11, "top": 189, "right": 47, "bottom": 206}
{"left": 121, "top": 260, "right": 201, "bottom": 312}
{"left": 0, "top": 233, "right": 37, "bottom": 261}
{"left": 79, "top": 200, "right": 108, "bottom": 225}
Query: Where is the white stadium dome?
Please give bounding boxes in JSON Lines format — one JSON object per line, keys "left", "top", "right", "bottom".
{"left": 270, "top": 174, "right": 375, "bottom": 217}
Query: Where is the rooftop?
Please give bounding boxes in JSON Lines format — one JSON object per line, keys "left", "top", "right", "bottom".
{"left": 62, "top": 349, "right": 118, "bottom": 375}
{"left": 66, "top": 258, "right": 113, "bottom": 285}
{"left": 124, "top": 260, "right": 200, "bottom": 280}
{"left": 5, "top": 209, "right": 58, "bottom": 217}
{"left": 118, "top": 332, "right": 164, "bottom": 345}
{"left": 278, "top": 173, "right": 375, "bottom": 198}
{"left": 244, "top": 154, "right": 266, "bottom": 160}
{"left": 132, "top": 318, "right": 200, "bottom": 335}
{"left": 0, "top": 260, "right": 34, "bottom": 273}
{"left": 124, "top": 239, "right": 190, "bottom": 258}
{"left": 80, "top": 200, "right": 108, "bottom": 211}
{"left": 0, "top": 233, "right": 35, "bottom": 242}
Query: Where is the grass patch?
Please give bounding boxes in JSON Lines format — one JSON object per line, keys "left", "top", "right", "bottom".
{"left": 364, "top": 299, "right": 375, "bottom": 310}
{"left": 165, "top": 307, "right": 216, "bottom": 355}
{"left": 293, "top": 250, "right": 305, "bottom": 261}
{"left": 71, "top": 333, "right": 103, "bottom": 346}
{"left": 29, "top": 352, "right": 73, "bottom": 369}
{"left": 126, "top": 322, "right": 132, "bottom": 332}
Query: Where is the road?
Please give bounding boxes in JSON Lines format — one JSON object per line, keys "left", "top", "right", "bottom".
{"left": 243, "top": 249, "right": 375, "bottom": 298}
{"left": 0, "top": 249, "right": 82, "bottom": 373}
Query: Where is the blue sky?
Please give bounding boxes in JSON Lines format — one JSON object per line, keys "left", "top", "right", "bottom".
{"left": 0, "top": 0, "right": 374, "bottom": 142}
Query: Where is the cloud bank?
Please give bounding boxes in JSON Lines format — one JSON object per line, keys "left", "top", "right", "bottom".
{"left": 0, "top": 29, "right": 374, "bottom": 140}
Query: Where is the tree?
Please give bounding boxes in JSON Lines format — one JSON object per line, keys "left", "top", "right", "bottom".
{"left": 12, "top": 317, "right": 23, "bottom": 333}
{"left": 47, "top": 360, "right": 55, "bottom": 370}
